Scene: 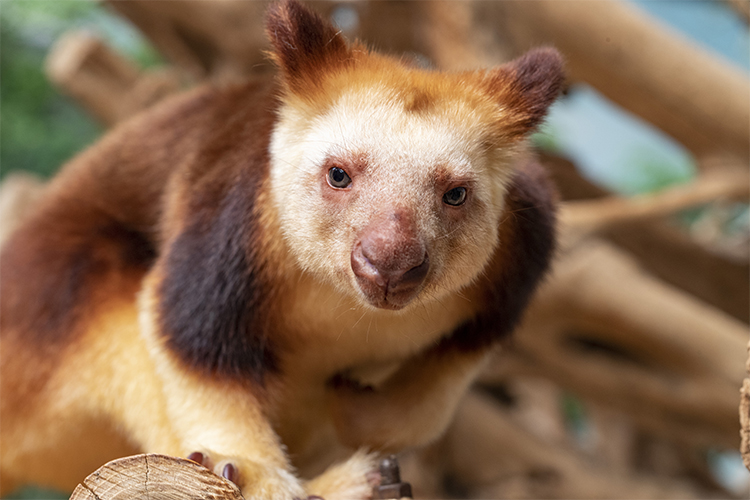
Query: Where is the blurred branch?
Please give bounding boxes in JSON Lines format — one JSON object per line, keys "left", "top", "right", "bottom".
{"left": 482, "top": 240, "right": 748, "bottom": 450}
{"left": 434, "top": 391, "right": 705, "bottom": 498}
{"left": 725, "top": 0, "right": 750, "bottom": 25}
{"left": 742, "top": 340, "right": 750, "bottom": 471}
{"left": 605, "top": 221, "right": 750, "bottom": 323}
{"left": 104, "top": 0, "right": 270, "bottom": 82}
{"left": 560, "top": 168, "right": 750, "bottom": 241}
{"left": 540, "top": 153, "right": 750, "bottom": 324}
{"left": 45, "top": 31, "right": 182, "bottom": 126}
{"left": 414, "top": 2, "right": 513, "bottom": 70}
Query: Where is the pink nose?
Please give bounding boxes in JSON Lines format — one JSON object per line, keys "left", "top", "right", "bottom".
{"left": 350, "top": 210, "right": 429, "bottom": 308}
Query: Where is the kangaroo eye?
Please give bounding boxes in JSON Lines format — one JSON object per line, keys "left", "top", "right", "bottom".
{"left": 443, "top": 187, "right": 467, "bottom": 206}
{"left": 328, "top": 167, "right": 352, "bottom": 188}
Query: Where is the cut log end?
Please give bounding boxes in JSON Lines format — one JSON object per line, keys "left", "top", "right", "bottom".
{"left": 68, "top": 454, "right": 244, "bottom": 500}
{"left": 742, "top": 341, "right": 750, "bottom": 472}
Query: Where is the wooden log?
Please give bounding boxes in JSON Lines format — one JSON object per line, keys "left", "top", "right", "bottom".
{"left": 68, "top": 454, "right": 243, "bottom": 500}
{"left": 45, "top": 31, "right": 181, "bottom": 126}
{"left": 742, "top": 340, "right": 750, "bottom": 471}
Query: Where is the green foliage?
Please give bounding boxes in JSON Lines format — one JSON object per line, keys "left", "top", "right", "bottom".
{"left": 2, "top": 486, "right": 69, "bottom": 500}
{"left": 561, "top": 392, "right": 591, "bottom": 445}
{"left": 531, "top": 122, "right": 563, "bottom": 154}
{"left": 0, "top": 3, "right": 101, "bottom": 179}
{"left": 617, "top": 145, "right": 695, "bottom": 195}
{"left": 0, "top": 1, "right": 162, "bottom": 180}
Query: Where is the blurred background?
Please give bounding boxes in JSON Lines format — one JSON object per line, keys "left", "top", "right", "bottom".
{"left": 1, "top": 0, "right": 748, "bottom": 499}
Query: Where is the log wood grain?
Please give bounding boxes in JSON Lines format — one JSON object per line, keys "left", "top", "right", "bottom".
{"left": 68, "top": 454, "right": 244, "bottom": 500}
{"left": 742, "top": 341, "right": 750, "bottom": 471}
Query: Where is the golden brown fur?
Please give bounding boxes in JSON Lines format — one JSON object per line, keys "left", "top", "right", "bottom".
{"left": 0, "top": 1, "right": 563, "bottom": 497}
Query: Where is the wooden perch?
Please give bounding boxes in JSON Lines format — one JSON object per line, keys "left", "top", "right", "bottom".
{"left": 742, "top": 340, "right": 750, "bottom": 471}
{"left": 45, "top": 31, "right": 181, "bottom": 126}
{"left": 66, "top": 454, "right": 413, "bottom": 500}
{"left": 68, "top": 454, "right": 243, "bottom": 500}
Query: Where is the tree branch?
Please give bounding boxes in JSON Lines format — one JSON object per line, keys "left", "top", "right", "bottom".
{"left": 45, "top": 31, "right": 181, "bottom": 126}
{"left": 483, "top": 240, "right": 748, "bottom": 449}
{"left": 742, "top": 340, "right": 750, "bottom": 471}
{"left": 560, "top": 168, "right": 750, "bottom": 240}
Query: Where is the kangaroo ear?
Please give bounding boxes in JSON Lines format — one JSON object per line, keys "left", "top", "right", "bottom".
{"left": 265, "top": 0, "right": 351, "bottom": 92}
{"left": 486, "top": 47, "right": 565, "bottom": 139}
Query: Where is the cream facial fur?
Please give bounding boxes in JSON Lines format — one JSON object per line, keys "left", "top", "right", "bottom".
{"left": 270, "top": 84, "right": 521, "bottom": 313}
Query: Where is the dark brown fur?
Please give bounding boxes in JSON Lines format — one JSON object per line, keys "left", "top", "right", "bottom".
{"left": 438, "top": 159, "right": 558, "bottom": 353}
{"left": 155, "top": 80, "right": 284, "bottom": 385}
{"left": 0, "top": 85, "right": 226, "bottom": 344}
{"left": 1, "top": 209, "right": 155, "bottom": 342}
{"left": 0, "top": 80, "right": 280, "bottom": 415}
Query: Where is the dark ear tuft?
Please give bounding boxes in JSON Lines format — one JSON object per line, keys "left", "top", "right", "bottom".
{"left": 265, "top": 0, "right": 350, "bottom": 89}
{"left": 489, "top": 47, "right": 565, "bottom": 138}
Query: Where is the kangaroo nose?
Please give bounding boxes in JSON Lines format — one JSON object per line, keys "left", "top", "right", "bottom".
{"left": 350, "top": 210, "right": 429, "bottom": 309}
{"left": 355, "top": 239, "right": 429, "bottom": 290}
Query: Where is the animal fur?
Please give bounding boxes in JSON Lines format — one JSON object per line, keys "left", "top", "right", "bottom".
{"left": 0, "top": 1, "right": 563, "bottom": 498}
